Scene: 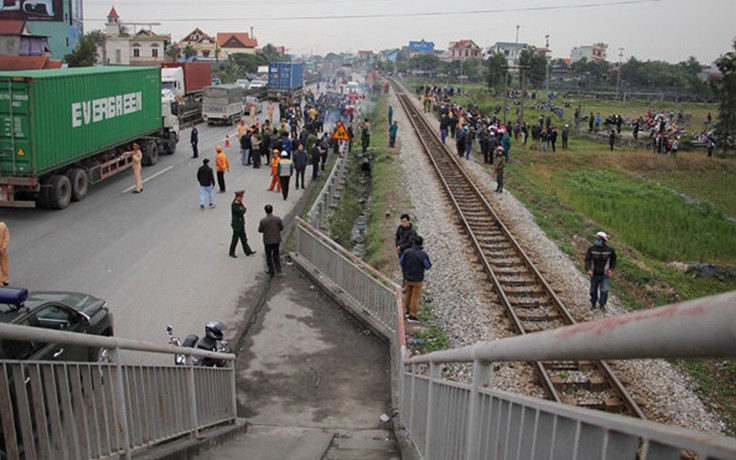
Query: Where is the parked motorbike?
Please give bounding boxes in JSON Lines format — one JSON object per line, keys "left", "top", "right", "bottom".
{"left": 166, "top": 321, "right": 231, "bottom": 367}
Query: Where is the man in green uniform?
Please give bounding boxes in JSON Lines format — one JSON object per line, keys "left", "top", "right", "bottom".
{"left": 229, "top": 191, "right": 257, "bottom": 258}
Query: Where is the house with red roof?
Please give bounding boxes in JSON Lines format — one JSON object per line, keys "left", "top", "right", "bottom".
{"left": 216, "top": 32, "right": 258, "bottom": 58}
{"left": 448, "top": 39, "right": 482, "bottom": 61}
{"left": 179, "top": 28, "right": 217, "bottom": 58}
{"left": 100, "top": 7, "right": 171, "bottom": 65}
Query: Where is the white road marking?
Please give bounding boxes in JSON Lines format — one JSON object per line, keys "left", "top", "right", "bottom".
{"left": 121, "top": 165, "right": 175, "bottom": 194}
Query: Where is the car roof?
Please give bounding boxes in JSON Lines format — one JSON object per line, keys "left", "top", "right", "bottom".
{"left": 0, "top": 290, "right": 103, "bottom": 324}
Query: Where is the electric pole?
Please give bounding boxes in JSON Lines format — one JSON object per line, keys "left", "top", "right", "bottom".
{"left": 545, "top": 34, "right": 550, "bottom": 112}
{"left": 615, "top": 47, "right": 624, "bottom": 101}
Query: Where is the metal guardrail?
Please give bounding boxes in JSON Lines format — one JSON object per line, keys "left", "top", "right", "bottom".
{"left": 0, "top": 323, "right": 236, "bottom": 460}
{"left": 306, "top": 155, "right": 349, "bottom": 230}
{"left": 293, "top": 215, "right": 736, "bottom": 459}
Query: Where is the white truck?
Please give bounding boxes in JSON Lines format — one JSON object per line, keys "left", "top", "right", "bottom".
{"left": 202, "top": 85, "right": 244, "bottom": 125}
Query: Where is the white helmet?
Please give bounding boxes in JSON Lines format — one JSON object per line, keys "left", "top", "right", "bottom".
{"left": 595, "top": 231, "right": 609, "bottom": 241}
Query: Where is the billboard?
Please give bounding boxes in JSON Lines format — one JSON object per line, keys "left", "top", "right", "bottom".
{"left": 409, "top": 40, "right": 435, "bottom": 53}
{"left": 0, "top": 0, "right": 64, "bottom": 22}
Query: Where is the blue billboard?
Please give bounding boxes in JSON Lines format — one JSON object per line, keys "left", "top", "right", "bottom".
{"left": 409, "top": 40, "right": 435, "bottom": 53}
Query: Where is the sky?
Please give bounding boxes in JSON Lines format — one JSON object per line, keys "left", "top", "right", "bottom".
{"left": 82, "top": 0, "right": 735, "bottom": 64}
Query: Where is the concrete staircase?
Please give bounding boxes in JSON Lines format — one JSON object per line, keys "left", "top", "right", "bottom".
{"left": 196, "top": 425, "right": 400, "bottom": 460}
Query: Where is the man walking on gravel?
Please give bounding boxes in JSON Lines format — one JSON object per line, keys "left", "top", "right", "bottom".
{"left": 585, "top": 231, "right": 617, "bottom": 311}
{"left": 492, "top": 147, "right": 506, "bottom": 193}
{"left": 400, "top": 236, "right": 432, "bottom": 323}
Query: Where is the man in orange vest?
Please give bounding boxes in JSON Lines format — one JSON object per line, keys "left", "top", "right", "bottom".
{"left": 215, "top": 145, "right": 229, "bottom": 193}
{"left": 267, "top": 149, "right": 282, "bottom": 192}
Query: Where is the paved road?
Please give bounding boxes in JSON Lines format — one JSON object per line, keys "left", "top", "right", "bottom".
{"left": 1, "top": 107, "right": 313, "bottom": 363}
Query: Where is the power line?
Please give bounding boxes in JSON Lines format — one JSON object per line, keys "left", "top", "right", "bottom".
{"left": 83, "top": 0, "right": 661, "bottom": 23}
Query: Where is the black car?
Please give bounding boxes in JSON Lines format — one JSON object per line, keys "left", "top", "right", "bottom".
{"left": 0, "top": 287, "right": 114, "bottom": 362}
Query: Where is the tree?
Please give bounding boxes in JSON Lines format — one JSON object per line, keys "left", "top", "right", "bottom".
{"left": 711, "top": 39, "right": 736, "bottom": 153}
{"left": 182, "top": 45, "right": 197, "bottom": 59}
{"left": 409, "top": 53, "right": 440, "bottom": 71}
{"left": 64, "top": 34, "right": 96, "bottom": 67}
{"left": 259, "top": 44, "right": 288, "bottom": 63}
{"left": 229, "top": 52, "right": 265, "bottom": 74}
{"left": 519, "top": 47, "right": 547, "bottom": 87}
{"left": 486, "top": 52, "right": 508, "bottom": 93}
{"left": 165, "top": 44, "right": 180, "bottom": 62}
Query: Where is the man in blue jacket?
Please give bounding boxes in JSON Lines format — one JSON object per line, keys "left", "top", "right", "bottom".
{"left": 400, "top": 236, "right": 432, "bottom": 323}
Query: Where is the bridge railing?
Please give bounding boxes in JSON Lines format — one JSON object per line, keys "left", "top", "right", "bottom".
{"left": 293, "top": 215, "right": 736, "bottom": 459}
{"left": 0, "top": 323, "right": 236, "bottom": 460}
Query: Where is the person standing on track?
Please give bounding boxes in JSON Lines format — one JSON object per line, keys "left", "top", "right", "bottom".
{"left": 400, "top": 235, "right": 432, "bottom": 323}
{"left": 493, "top": 147, "right": 506, "bottom": 193}
{"left": 395, "top": 214, "right": 417, "bottom": 258}
{"left": 122, "top": 143, "right": 143, "bottom": 194}
{"left": 0, "top": 220, "right": 9, "bottom": 286}
{"left": 389, "top": 120, "right": 399, "bottom": 148}
{"left": 229, "top": 191, "right": 256, "bottom": 258}
{"left": 215, "top": 145, "right": 229, "bottom": 193}
{"left": 585, "top": 231, "right": 617, "bottom": 311}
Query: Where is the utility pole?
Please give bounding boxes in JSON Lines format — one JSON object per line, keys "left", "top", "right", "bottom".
{"left": 545, "top": 34, "right": 550, "bottom": 112}
{"left": 516, "top": 25, "right": 520, "bottom": 44}
{"left": 615, "top": 47, "right": 624, "bottom": 101}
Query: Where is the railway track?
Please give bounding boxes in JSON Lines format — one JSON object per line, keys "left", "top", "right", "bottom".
{"left": 391, "top": 80, "right": 646, "bottom": 419}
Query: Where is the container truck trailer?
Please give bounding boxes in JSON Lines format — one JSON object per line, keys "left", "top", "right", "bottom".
{"left": 267, "top": 62, "right": 304, "bottom": 99}
{"left": 202, "top": 84, "right": 243, "bottom": 125}
{"left": 160, "top": 62, "right": 211, "bottom": 126}
{"left": 0, "top": 66, "right": 179, "bottom": 209}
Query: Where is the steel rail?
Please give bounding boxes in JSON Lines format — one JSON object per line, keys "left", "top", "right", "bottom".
{"left": 391, "top": 79, "right": 645, "bottom": 419}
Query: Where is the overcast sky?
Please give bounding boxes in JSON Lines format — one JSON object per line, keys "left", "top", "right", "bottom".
{"left": 83, "top": 0, "right": 734, "bottom": 64}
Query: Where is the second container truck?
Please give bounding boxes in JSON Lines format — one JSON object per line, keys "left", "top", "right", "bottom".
{"left": 0, "top": 66, "right": 179, "bottom": 209}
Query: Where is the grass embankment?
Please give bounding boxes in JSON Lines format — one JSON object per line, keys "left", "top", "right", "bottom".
{"left": 499, "top": 133, "right": 736, "bottom": 434}
{"left": 360, "top": 93, "right": 449, "bottom": 354}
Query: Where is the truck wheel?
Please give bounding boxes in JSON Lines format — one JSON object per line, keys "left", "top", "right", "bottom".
{"left": 67, "top": 168, "right": 89, "bottom": 201}
{"left": 48, "top": 174, "right": 72, "bottom": 210}
{"left": 143, "top": 141, "right": 159, "bottom": 166}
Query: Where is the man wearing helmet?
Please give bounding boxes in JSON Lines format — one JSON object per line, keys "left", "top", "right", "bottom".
{"left": 584, "top": 231, "right": 617, "bottom": 311}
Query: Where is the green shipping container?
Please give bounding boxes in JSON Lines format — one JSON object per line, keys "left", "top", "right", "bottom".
{"left": 0, "top": 66, "right": 161, "bottom": 177}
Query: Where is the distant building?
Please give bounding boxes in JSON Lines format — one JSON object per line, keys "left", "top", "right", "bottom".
{"left": 100, "top": 7, "right": 171, "bottom": 66}
{"left": 0, "top": 20, "right": 51, "bottom": 56}
{"left": 216, "top": 32, "right": 258, "bottom": 58}
{"left": 408, "top": 39, "right": 434, "bottom": 53}
{"left": 179, "top": 28, "right": 217, "bottom": 58}
{"left": 489, "top": 42, "right": 528, "bottom": 70}
{"left": 0, "top": 0, "right": 81, "bottom": 59}
{"left": 447, "top": 39, "right": 482, "bottom": 60}
{"left": 357, "top": 50, "right": 373, "bottom": 62}
{"left": 699, "top": 62, "right": 722, "bottom": 82}
{"left": 571, "top": 43, "right": 608, "bottom": 63}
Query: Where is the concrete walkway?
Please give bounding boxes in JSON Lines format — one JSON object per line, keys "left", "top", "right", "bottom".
{"left": 197, "top": 265, "right": 399, "bottom": 459}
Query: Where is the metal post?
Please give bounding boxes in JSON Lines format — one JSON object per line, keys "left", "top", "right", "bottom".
{"left": 110, "top": 347, "right": 132, "bottom": 460}
{"left": 188, "top": 359, "right": 199, "bottom": 437}
{"left": 465, "top": 360, "right": 492, "bottom": 460}
{"left": 545, "top": 34, "right": 550, "bottom": 112}
{"left": 615, "top": 47, "right": 624, "bottom": 101}
{"left": 230, "top": 360, "right": 237, "bottom": 422}
{"left": 424, "top": 362, "right": 440, "bottom": 458}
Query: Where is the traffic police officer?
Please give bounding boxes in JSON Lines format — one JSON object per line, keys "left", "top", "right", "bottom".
{"left": 229, "top": 191, "right": 256, "bottom": 258}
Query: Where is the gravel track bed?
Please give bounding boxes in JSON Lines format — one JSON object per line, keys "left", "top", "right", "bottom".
{"left": 389, "top": 90, "right": 724, "bottom": 434}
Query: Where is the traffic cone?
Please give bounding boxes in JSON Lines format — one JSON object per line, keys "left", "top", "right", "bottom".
{"left": 225, "top": 134, "right": 230, "bottom": 148}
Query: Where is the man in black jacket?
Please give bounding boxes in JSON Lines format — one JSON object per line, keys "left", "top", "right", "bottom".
{"left": 395, "top": 214, "right": 417, "bottom": 258}
{"left": 197, "top": 158, "right": 216, "bottom": 209}
{"left": 400, "top": 236, "right": 432, "bottom": 323}
{"left": 293, "top": 144, "right": 308, "bottom": 189}
{"left": 584, "top": 231, "right": 617, "bottom": 311}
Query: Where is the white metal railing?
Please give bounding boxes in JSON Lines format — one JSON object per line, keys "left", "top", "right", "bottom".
{"left": 0, "top": 322, "right": 236, "bottom": 460}
{"left": 306, "top": 153, "right": 349, "bottom": 229}
{"left": 293, "top": 217, "right": 736, "bottom": 460}
{"left": 295, "top": 216, "right": 400, "bottom": 338}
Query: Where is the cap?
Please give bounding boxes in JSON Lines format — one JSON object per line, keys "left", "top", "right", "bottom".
{"left": 234, "top": 190, "right": 245, "bottom": 197}
{"left": 280, "top": 151, "right": 288, "bottom": 157}
{"left": 273, "top": 149, "right": 280, "bottom": 154}
{"left": 215, "top": 145, "right": 223, "bottom": 152}
{"left": 202, "top": 158, "right": 210, "bottom": 164}
{"left": 132, "top": 143, "right": 140, "bottom": 149}
{"left": 595, "top": 231, "right": 609, "bottom": 241}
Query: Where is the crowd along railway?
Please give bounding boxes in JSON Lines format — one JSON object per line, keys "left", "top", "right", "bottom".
{"left": 390, "top": 79, "right": 646, "bottom": 420}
